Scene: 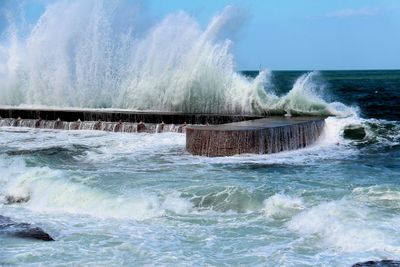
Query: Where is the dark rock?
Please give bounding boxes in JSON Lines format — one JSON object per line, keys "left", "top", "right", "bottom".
{"left": 0, "top": 215, "right": 54, "bottom": 241}
{"left": 343, "top": 124, "right": 366, "bottom": 140}
{"left": 13, "top": 225, "right": 54, "bottom": 241}
{"left": 352, "top": 260, "right": 400, "bottom": 267}
{"left": 5, "top": 195, "right": 30, "bottom": 204}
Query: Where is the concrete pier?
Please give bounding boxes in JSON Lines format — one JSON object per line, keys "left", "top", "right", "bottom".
{"left": 0, "top": 107, "right": 262, "bottom": 125}
{"left": 186, "top": 117, "right": 325, "bottom": 156}
{"left": 0, "top": 108, "right": 325, "bottom": 157}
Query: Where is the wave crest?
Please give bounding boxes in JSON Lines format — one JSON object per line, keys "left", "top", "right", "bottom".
{"left": 0, "top": 1, "right": 349, "bottom": 116}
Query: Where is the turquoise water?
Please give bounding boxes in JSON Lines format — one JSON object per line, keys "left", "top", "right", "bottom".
{"left": 1, "top": 104, "right": 399, "bottom": 266}
{"left": 1, "top": 1, "right": 400, "bottom": 264}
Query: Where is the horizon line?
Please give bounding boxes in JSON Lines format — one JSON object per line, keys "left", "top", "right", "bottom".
{"left": 239, "top": 68, "right": 400, "bottom": 72}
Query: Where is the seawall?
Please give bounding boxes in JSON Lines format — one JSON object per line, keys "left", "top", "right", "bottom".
{"left": 186, "top": 117, "right": 325, "bottom": 156}
{"left": 0, "top": 108, "right": 262, "bottom": 125}
{"left": 0, "top": 108, "right": 326, "bottom": 156}
{"left": 0, "top": 118, "right": 186, "bottom": 133}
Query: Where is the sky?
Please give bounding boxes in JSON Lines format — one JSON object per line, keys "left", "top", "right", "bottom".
{"left": 1, "top": 0, "right": 400, "bottom": 70}
{"left": 148, "top": 0, "right": 400, "bottom": 70}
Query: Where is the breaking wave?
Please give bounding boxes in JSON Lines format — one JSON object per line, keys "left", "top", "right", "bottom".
{"left": 0, "top": 157, "right": 192, "bottom": 220}
{"left": 0, "top": 0, "right": 350, "bottom": 116}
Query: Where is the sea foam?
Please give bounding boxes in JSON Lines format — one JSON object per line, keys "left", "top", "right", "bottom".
{"left": 0, "top": 1, "right": 350, "bottom": 116}
{"left": 0, "top": 157, "right": 191, "bottom": 220}
{"left": 263, "top": 194, "right": 304, "bottom": 219}
{"left": 287, "top": 200, "right": 398, "bottom": 253}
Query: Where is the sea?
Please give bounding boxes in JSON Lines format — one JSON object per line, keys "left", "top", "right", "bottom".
{"left": 0, "top": 70, "right": 399, "bottom": 266}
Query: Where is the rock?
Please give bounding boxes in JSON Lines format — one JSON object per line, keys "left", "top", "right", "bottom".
{"left": 352, "top": 260, "right": 400, "bottom": 267}
{"left": 0, "top": 215, "right": 54, "bottom": 241}
{"left": 5, "top": 195, "right": 30, "bottom": 204}
{"left": 343, "top": 124, "right": 366, "bottom": 140}
{"left": 12, "top": 225, "right": 54, "bottom": 241}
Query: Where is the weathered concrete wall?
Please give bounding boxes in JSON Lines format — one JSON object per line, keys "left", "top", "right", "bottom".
{"left": 186, "top": 117, "right": 325, "bottom": 156}
{"left": 0, "top": 108, "right": 325, "bottom": 157}
{"left": 0, "top": 108, "right": 261, "bottom": 125}
{"left": 0, "top": 118, "right": 187, "bottom": 133}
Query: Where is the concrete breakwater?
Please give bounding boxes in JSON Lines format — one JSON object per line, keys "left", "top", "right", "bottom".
{"left": 186, "top": 117, "right": 325, "bottom": 156}
{"left": 0, "top": 108, "right": 262, "bottom": 125}
{"left": 0, "top": 108, "right": 261, "bottom": 134}
{"left": 0, "top": 108, "right": 325, "bottom": 156}
{"left": 0, "top": 118, "right": 187, "bottom": 133}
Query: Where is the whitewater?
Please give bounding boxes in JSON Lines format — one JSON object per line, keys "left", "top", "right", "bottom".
{"left": 0, "top": 1, "right": 348, "bottom": 116}
{"left": 0, "top": 1, "right": 400, "bottom": 266}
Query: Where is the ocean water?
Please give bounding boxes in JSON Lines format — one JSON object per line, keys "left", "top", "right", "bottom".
{"left": 1, "top": 1, "right": 400, "bottom": 266}
{"left": 1, "top": 70, "right": 399, "bottom": 266}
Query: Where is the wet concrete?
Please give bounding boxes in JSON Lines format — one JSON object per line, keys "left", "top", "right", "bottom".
{"left": 0, "top": 107, "right": 262, "bottom": 125}
{"left": 186, "top": 117, "right": 326, "bottom": 156}
{"left": 0, "top": 108, "right": 326, "bottom": 157}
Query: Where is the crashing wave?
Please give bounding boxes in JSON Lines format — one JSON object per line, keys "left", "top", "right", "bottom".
{"left": 0, "top": 1, "right": 351, "bottom": 116}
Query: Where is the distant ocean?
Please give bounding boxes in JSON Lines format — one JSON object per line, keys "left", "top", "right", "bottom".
{"left": 242, "top": 70, "right": 400, "bottom": 120}
{"left": 1, "top": 70, "right": 399, "bottom": 266}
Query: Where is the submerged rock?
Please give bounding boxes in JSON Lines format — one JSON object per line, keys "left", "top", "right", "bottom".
{"left": 343, "top": 124, "right": 366, "bottom": 140}
{"left": 0, "top": 215, "right": 54, "bottom": 241}
{"left": 352, "top": 260, "right": 400, "bottom": 267}
{"left": 5, "top": 195, "right": 30, "bottom": 204}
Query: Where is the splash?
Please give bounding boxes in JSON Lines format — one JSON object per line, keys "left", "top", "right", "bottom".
{"left": 287, "top": 199, "right": 398, "bottom": 253}
{"left": 0, "top": 0, "right": 347, "bottom": 115}
{"left": 263, "top": 194, "right": 304, "bottom": 218}
{"left": 0, "top": 157, "right": 192, "bottom": 220}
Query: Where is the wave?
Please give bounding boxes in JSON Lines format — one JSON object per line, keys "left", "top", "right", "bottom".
{"left": 263, "top": 194, "right": 304, "bottom": 219}
{"left": 0, "top": 158, "right": 192, "bottom": 220}
{"left": 0, "top": 1, "right": 350, "bottom": 116}
{"left": 287, "top": 199, "right": 399, "bottom": 253}
{"left": 0, "top": 156, "right": 306, "bottom": 217}
{"left": 285, "top": 185, "right": 400, "bottom": 254}
{"left": 187, "top": 186, "right": 263, "bottom": 213}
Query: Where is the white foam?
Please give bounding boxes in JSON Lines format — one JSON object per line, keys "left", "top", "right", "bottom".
{"left": 263, "top": 194, "right": 304, "bottom": 218}
{"left": 0, "top": 158, "right": 190, "bottom": 220}
{"left": 179, "top": 115, "right": 362, "bottom": 166}
{"left": 287, "top": 200, "right": 398, "bottom": 253}
{"left": 272, "top": 72, "right": 329, "bottom": 115}
{"left": 0, "top": 112, "right": 366, "bottom": 169}
{"left": 315, "top": 115, "right": 361, "bottom": 145}
{"left": 81, "top": 132, "right": 186, "bottom": 162}
{"left": 162, "top": 193, "right": 193, "bottom": 215}
{"left": 0, "top": 1, "right": 348, "bottom": 116}
{"left": 352, "top": 186, "right": 400, "bottom": 206}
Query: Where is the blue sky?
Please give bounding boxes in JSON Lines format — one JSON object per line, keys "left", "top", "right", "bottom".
{"left": 149, "top": 0, "right": 400, "bottom": 70}
{"left": 2, "top": 0, "right": 400, "bottom": 70}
